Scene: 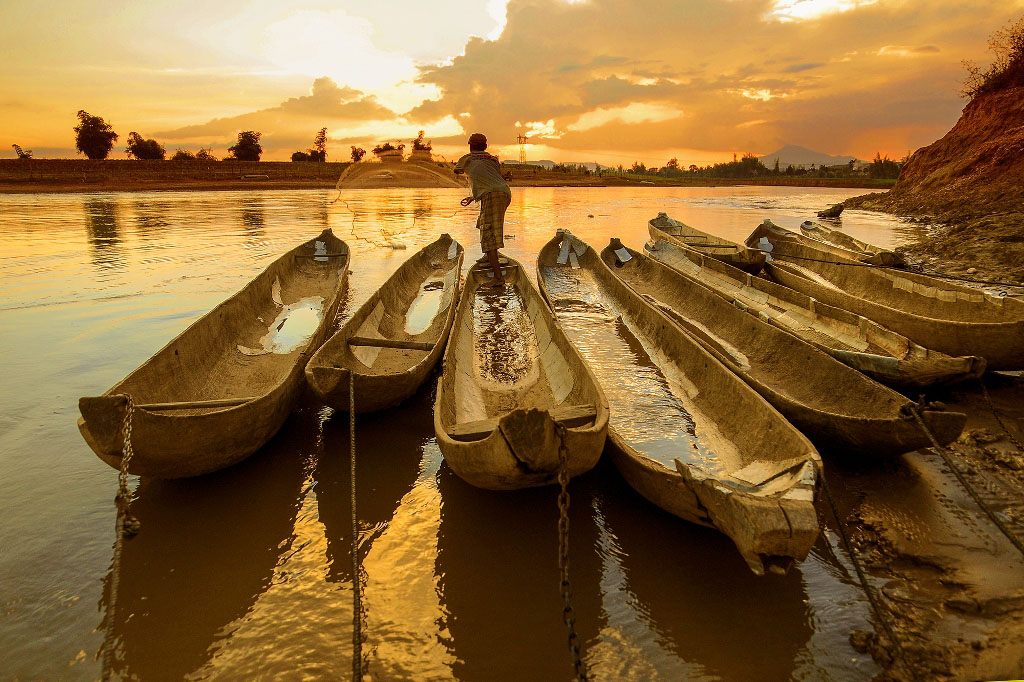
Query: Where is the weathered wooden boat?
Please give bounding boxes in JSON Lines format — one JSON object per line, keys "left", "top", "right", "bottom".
{"left": 433, "top": 255, "right": 608, "bottom": 490}
{"left": 306, "top": 235, "right": 463, "bottom": 412}
{"left": 646, "top": 226, "right": 985, "bottom": 388}
{"left": 748, "top": 218, "right": 899, "bottom": 266}
{"left": 648, "top": 212, "right": 765, "bottom": 273}
{"left": 602, "top": 237, "right": 966, "bottom": 455}
{"left": 78, "top": 229, "right": 350, "bottom": 478}
{"left": 799, "top": 220, "right": 905, "bottom": 267}
{"left": 746, "top": 221, "right": 1024, "bottom": 370}
{"left": 538, "top": 230, "right": 820, "bottom": 575}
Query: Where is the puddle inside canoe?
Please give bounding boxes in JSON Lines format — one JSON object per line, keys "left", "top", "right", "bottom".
{"left": 255, "top": 295, "right": 324, "bottom": 354}
{"left": 471, "top": 283, "right": 537, "bottom": 386}
{"left": 404, "top": 282, "right": 444, "bottom": 335}
{"left": 541, "top": 266, "right": 721, "bottom": 473}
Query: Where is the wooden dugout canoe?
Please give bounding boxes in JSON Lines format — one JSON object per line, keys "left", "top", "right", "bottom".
{"left": 746, "top": 221, "right": 1024, "bottom": 370}
{"left": 433, "top": 255, "right": 609, "bottom": 490}
{"left": 306, "top": 234, "right": 464, "bottom": 412}
{"left": 646, "top": 226, "right": 985, "bottom": 388}
{"left": 538, "top": 230, "right": 820, "bottom": 575}
{"left": 648, "top": 212, "right": 765, "bottom": 274}
{"left": 602, "top": 238, "right": 966, "bottom": 456}
{"left": 748, "top": 218, "right": 900, "bottom": 267}
{"left": 78, "top": 229, "right": 350, "bottom": 478}
{"left": 799, "top": 220, "right": 905, "bottom": 267}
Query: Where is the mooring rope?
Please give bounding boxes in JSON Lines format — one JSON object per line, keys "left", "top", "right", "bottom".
{"left": 815, "top": 462, "right": 906, "bottom": 673}
{"left": 978, "top": 376, "right": 1024, "bottom": 452}
{"left": 909, "top": 406, "right": 1024, "bottom": 558}
{"left": 101, "top": 394, "right": 141, "bottom": 682}
{"left": 349, "top": 372, "right": 364, "bottom": 681}
{"left": 554, "top": 423, "right": 588, "bottom": 682}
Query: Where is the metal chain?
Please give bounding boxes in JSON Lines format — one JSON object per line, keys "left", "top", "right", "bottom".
{"left": 101, "top": 394, "right": 140, "bottom": 681}
{"left": 554, "top": 423, "right": 588, "bottom": 682}
{"left": 978, "top": 376, "right": 1024, "bottom": 452}
{"left": 909, "top": 407, "right": 1024, "bottom": 558}
{"left": 349, "top": 373, "right": 364, "bottom": 682}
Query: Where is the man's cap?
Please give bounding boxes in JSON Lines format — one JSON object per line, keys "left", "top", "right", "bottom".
{"left": 468, "top": 133, "right": 487, "bottom": 146}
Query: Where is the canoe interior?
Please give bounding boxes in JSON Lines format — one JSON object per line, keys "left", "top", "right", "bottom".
{"left": 800, "top": 220, "right": 898, "bottom": 261}
{"left": 644, "top": 232, "right": 985, "bottom": 387}
{"left": 538, "top": 231, "right": 812, "bottom": 480}
{"left": 754, "top": 232, "right": 1023, "bottom": 324}
{"left": 310, "top": 235, "right": 463, "bottom": 378}
{"left": 648, "top": 213, "right": 765, "bottom": 272}
{"left": 436, "top": 259, "right": 602, "bottom": 435}
{"left": 104, "top": 230, "right": 349, "bottom": 411}
{"left": 601, "top": 240, "right": 917, "bottom": 421}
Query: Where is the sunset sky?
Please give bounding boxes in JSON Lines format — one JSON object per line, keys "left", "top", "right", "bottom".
{"left": 2, "top": 0, "right": 1021, "bottom": 165}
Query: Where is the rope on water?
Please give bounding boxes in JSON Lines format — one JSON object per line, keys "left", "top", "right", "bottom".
{"left": 101, "top": 394, "right": 141, "bottom": 682}
{"left": 909, "top": 406, "right": 1024, "bottom": 558}
{"left": 349, "top": 372, "right": 364, "bottom": 681}
{"left": 815, "top": 462, "right": 906, "bottom": 673}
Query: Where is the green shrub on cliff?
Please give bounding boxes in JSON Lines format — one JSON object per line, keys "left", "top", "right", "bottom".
{"left": 962, "top": 16, "right": 1024, "bottom": 100}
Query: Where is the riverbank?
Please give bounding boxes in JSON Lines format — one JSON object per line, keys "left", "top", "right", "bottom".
{"left": 0, "top": 158, "right": 896, "bottom": 194}
{"left": 846, "top": 85, "right": 1024, "bottom": 286}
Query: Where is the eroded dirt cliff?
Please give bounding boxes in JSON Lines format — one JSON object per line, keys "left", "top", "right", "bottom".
{"left": 848, "top": 86, "right": 1024, "bottom": 284}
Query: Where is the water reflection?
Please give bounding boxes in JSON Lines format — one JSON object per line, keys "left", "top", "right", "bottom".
{"left": 435, "top": 461, "right": 603, "bottom": 680}
{"left": 596, "top": 463, "right": 813, "bottom": 681}
{"left": 240, "top": 198, "right": 265, "bottom": 232}
{"left": 316, "top": 390, "right": 431, "bottom": 583}
{"left": 100, "top": 406, "right": 312, "bottom": 680}
{"left": 83, "top": 198, "right": 123, "bottom": 270}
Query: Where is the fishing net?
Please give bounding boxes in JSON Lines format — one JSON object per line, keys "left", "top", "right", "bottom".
{"left": 330, "top": 152, "right": 477, "bottom": 249}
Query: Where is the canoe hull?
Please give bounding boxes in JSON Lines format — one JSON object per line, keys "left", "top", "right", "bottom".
{"left": 606, "top": 239, "right": 966, "bottom": 456}
{"left": 434, "top": 257, "right": 609, "bottom": 491}
{"left": 647, "top": 217, "right": 765, "bottom": 274}
{"left": 539, "top": 230, "right": 821, "bottom": 575}
{"left": 78, "top": 229, "right": 349, "bottom": 478}
{"left": 307, "top": 235, "right": 464, "bottom": 413}
{"left": 748, "top": 223, "right": 1024, "bottom": 370}
{"left": 646, "top": 228, "right": 985, "bottom": 388}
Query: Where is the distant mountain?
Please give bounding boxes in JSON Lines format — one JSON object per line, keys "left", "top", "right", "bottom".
{"left": 758, "top": 144, "right": 856, "bottom": 168}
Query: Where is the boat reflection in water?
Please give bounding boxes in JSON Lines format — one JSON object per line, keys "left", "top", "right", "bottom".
{"left": 99, "top": 404, "right": 314, "bottom": 679}
{"left": 596, "top": 461, "right": 813, "bottom": 681}
{"left": 316, "top": 389, "right": 431, "bottom": 583}
{"left": 435, "top": 457, "right": 603, "bottom": 680}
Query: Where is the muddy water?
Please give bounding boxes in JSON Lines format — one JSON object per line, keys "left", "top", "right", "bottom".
{"left": 0, "top": 187, "right": 911, "bottom": 681}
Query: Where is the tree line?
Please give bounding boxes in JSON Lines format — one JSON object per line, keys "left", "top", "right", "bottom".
{"left": 616, "top": 152, "right": 904, "bottom": 180}
{"left": 17, "top": 112, "right": 438, "bottom": 165}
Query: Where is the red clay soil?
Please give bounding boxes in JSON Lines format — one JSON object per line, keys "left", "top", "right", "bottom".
{"left": 847, "top": 85, "right": 1024, "bottom": 284}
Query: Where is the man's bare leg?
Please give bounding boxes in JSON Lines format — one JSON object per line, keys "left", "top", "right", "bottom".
{"left": 480, "top": 248, "right": 506, "bottom": 287}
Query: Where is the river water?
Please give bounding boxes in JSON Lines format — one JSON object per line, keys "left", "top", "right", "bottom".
{"left": 0, "top": 187, "right": 918, "bottom": 681}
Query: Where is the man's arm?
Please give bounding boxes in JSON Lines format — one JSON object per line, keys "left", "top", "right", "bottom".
{"left": 453, "top": 154, "right": 468, "bottom": 175}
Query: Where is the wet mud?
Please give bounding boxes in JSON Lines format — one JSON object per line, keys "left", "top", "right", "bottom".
{"left": 828, "top": 372, "right": 1024, "bottom": 681}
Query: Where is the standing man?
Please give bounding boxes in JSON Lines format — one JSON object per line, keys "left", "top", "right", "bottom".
{"left": 454, "top": 133, "right": 511, "bottom": 287}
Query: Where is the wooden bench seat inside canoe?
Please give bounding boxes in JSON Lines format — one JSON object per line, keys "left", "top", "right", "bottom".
{"left": 447, "top": 404, "right": 598, "bottom": 442}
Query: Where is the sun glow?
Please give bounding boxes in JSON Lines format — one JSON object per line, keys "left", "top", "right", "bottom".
{"left": 769, "top": 0, "right": 879, "bottom": 22}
